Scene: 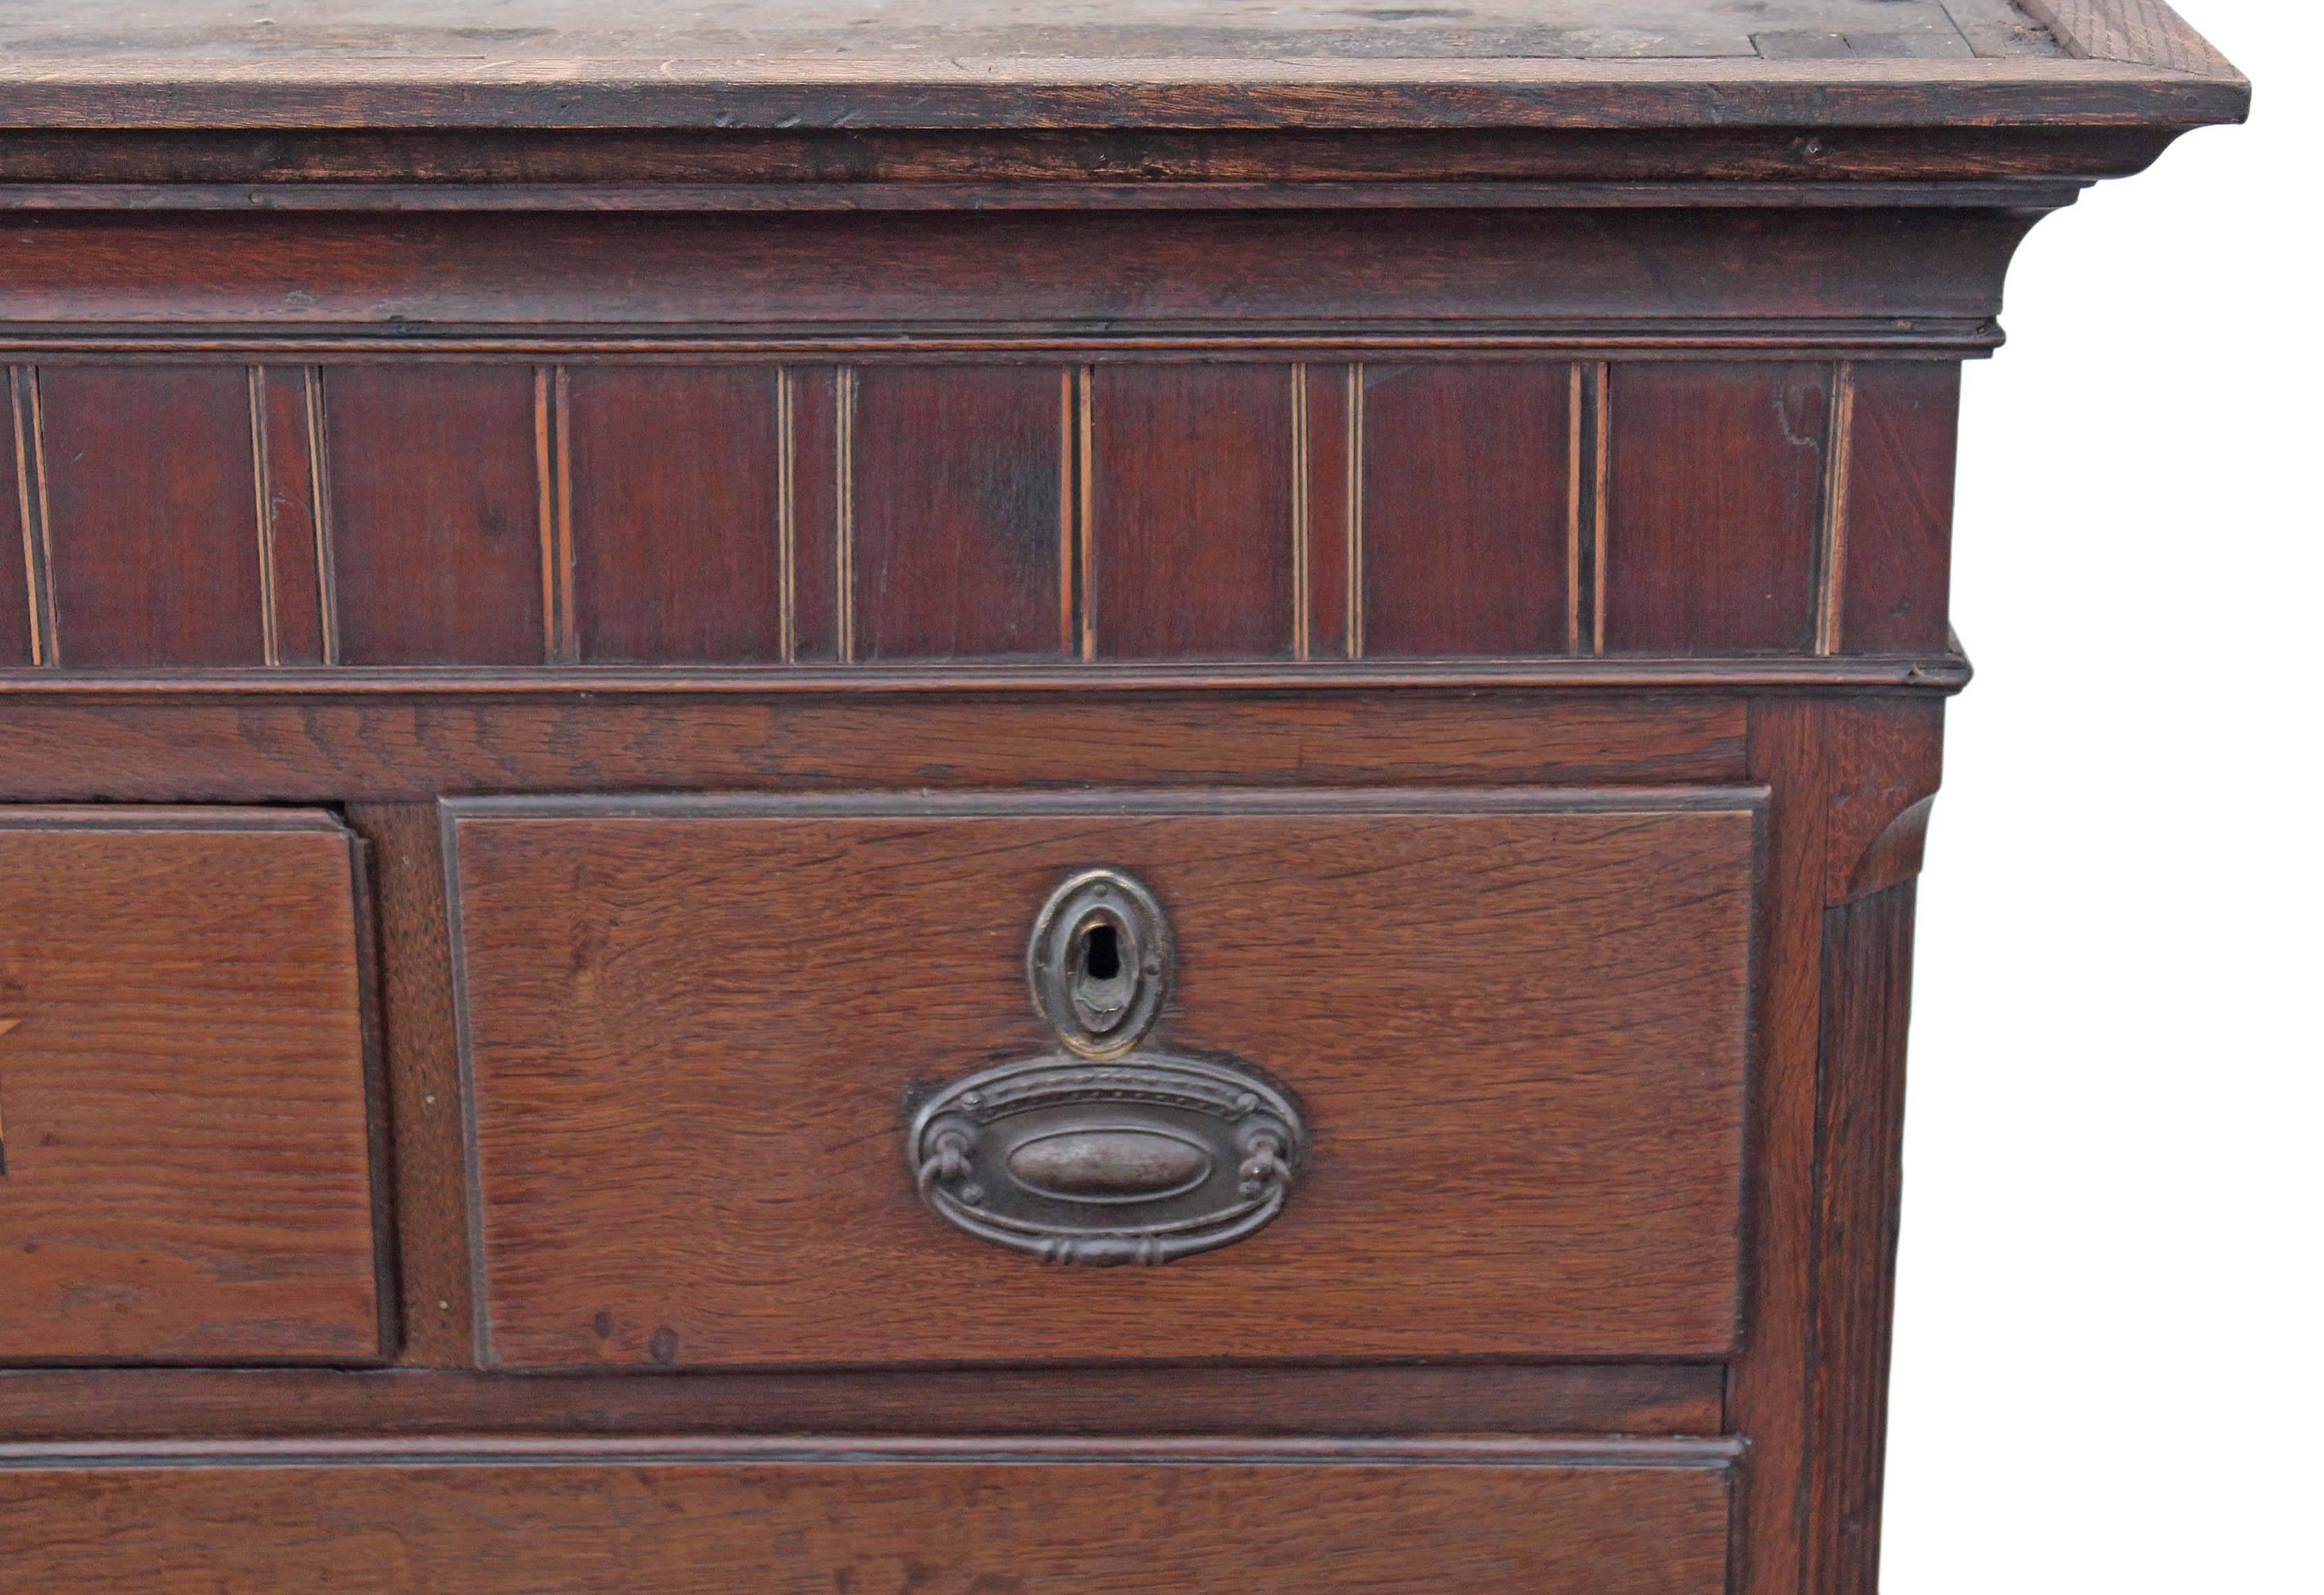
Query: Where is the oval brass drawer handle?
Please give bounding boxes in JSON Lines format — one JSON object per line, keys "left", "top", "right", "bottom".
{"left": 905, "top": 869, "right": 1306, "bottom": 1266}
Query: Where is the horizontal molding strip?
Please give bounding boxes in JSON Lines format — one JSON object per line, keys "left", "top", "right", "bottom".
{"left": 0, "top": 1434, "right": 1744, "bottom": 1470}
{"left": 0, "top": 655, "right": 1973, "bottom": 696}
{"left": 0, "top": 180, "right": 2091, "bottom": 214}
{"left": 0, "top": 323, "right": 2004, "bottom": 359}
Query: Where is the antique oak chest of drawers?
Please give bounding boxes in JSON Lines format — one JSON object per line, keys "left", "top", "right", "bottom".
{"left": 0, "top": 3, "right": 2242, "bottom": 1590}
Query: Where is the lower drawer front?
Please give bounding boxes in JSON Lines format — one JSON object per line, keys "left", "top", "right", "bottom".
{"left": 0, "top": 1445, "right": 1733, "bottom": 1595}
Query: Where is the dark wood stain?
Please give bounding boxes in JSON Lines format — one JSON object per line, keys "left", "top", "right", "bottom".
{"left": 448, "top": 793, "right": 1756, "bottom": 1368}
{"left": 0, "top": 1362, "right": 1725, "bottom": 1441}
{"left": 1359, "top": 362, "right": 1574, "bottom": 657}
{"left": 851, "top": 366, "right": 1066, "bottom": 660}
{"left": 565, "top": 366, "right": 787, "bottom": 665}
{"left": 0, "top": 810, "right": 383, "bottom": 1362}
{"left": 0, "top": 8, "right": 2240, "bottom": 1585}
{"left": 1091, "top": 364, "right": 1295, "bottom": 659}
{"left": 0, "top": 1442, "right": 1736, "bottom": 1595}
{"left": 37, "top": 364, "right": 265, "bottom": 668}
{"left": 1840, "top": 361, "right": 1961, "bottom": 654}
{"left": 1603, "top": 361, "right": 1831, "bottom": 655}
{"left": 322, "top": 366, "right": 544, "bottom": 666}
{"left": 253, "top": 366, "right": 329, "bottom": 665}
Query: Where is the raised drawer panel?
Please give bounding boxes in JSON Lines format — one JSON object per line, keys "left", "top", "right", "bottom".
{"left": 446, "top": 789, "right": 1759, "bottom": 1369}
{"left": 0, "top": 809, "right": 385, "bottom": 1364}
{"left": 0, "top": 1442, "right": 1736, "bottom": 1595}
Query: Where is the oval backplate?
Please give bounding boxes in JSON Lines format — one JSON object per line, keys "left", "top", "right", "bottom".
{"left": 907, "top": 1053, "right": 1305, "bottom": 1266}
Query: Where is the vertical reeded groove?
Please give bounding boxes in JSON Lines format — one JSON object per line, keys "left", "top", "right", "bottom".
{"left": 1057, "top": 368, "right": 1076, "bottom": 657}
{"left": 532, "top": 366, "right": 577, "bottom": 665}
{"left": 776, "top": 368, "right": 798, "bottom": 665}
{"left": 305, "top": 368, "right": 340, "bottom": 666}
{"left": 835, "top": 366, "right": 857, "bottom": 663}
{"left": 1592, "top": 361, "right": 1612, "bottom": 656}
{"left": 10, "top": 366, "right": 55, "bottom": 667}
{"left": 1290, "top": 363, "right": 1311, "bottom": 663}
{"left": 1345, "top": 362, "right": 1365, "bottom": 660}
{"left": 1815, "top": 361, "right": 1858, "bottom": 657}
{"left": 1075, "top": 366, "right": 1095, "bottom": 663}
{"left": 1566, "top": 363, "right": 1585, "bottom": 656}
{"left": 248, "top": 368, "right": 282, "bottom": 667}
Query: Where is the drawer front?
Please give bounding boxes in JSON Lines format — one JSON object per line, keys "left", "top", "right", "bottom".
{"left": 0, "top": 809, "right": 385, "bottom": 1363}
{"left": 448, "top": 789, "right": 1759, "bottom": 1369}
{"left": 0, "top": 1441, "right": 1734, "bottom": 1595}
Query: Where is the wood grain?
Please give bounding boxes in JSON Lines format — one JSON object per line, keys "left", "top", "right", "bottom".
{"left": 0, "top": 689, "right": 1751, "bottom": 802}
{"left": 253, "top": 366, "right": 331, "bottom": 665}
{"left": 341, "top": 804, "right": 470, "bottom": 1367}
{"left": 564, "top": 366, "right": 788, "bottom": 664}
{"left": 0, "top": 1439, "right": 1736, "bottom": 1595}
{"left": 1806, "top": 881, "right": 1918, "bottom": 1595}
{"left": 1090, "top": 364, "right": 1296, "bottom": 658}
{"left": 1603, "top": 362, "right": 1832, "bottom": 654}
{"left": 0, "top": 206, "right": 2049, "bottom": 352}
{"left": 447, "top": 790, "right": 1758, "bottom": 1367}
{"left": 0, "top": 1362, "right": 1725, "bottom": 1441}
{"left": 1840, "top": 360, "right": 1961, "bottom": 654}
{"left": 0, "top": 809, "right": 383, "bottom": 1362}
{"left": 1, "top": 367, "right": 35, "bottom": 667}
{"left": 851, "top": 366, "right": 1067, "bottom": 660}
{"left": 322, "top": 366, "right": 544, "bottom": 666}
{"left": 1359, "top": 362, "right": 1574, "bottom": 657}
{"left": 37, "top": 364, "right": 266, "bottom": 669}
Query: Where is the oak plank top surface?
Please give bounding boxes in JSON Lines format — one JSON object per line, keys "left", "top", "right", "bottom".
{"left": 0, "top": 0, "right": 2245, "bottom": 131}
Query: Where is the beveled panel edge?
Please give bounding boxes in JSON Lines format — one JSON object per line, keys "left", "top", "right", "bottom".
{"left": 0, "top": 1434, "right": 1745, "bottom": 1468}
{"left": 439, "top": 784, "right": 1771, "bottom": 823}
{"left": 0, "top": 179, "right": 2095, "bottom": 214}
{"left": 0, "top": 323, "right": 2010, "bottom": 359}
{"left": 0, "top": 655, "right": 1972, "bottom": 697}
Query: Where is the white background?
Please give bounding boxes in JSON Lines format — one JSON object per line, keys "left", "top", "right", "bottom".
{"left": 1882, "top": 2, "right": 2321, "bottom": 1589}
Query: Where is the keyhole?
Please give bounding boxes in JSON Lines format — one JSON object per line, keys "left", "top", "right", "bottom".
{"left": 1082, "top": 923, "right": 1121, "bottom": 982}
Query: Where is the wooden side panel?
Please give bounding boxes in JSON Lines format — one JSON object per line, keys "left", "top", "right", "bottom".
{"left": 0, "top": 810, "right": 384, "bottom": 1363}
{"left": 565, "top": 367, "right": 787, "bottom": 665}
{"left": 1806, "top": 881, "right": 1918, "bottom": 1595}
{"left": 0, "top": 1446, "right": 1735, "bottom": 1595}
{"left": 1091, "top": 365, "right": 1295, "bottom": 659}
{"left": 254, "top": 366, "right": 329, "bottom": 665}
{"left": 37, "top": 366, "right": 265, "bottom": 668}
{"left": 1840, "top": 361, "right": 1960, "bottom": 654}
{"left": 851, "top": 366, "right": 1066, "bottom": 661}
{"left": 1359, "top": 363, "right": 1573, "bottom": 657}
{"left": 451, "top": 793, "right": 1756, "bottom": 1369}
{"left": 1603, "top": 363, "right": 1829, "bottom": 654}
{"left": 323, "top": 366, "right": 543, "bottom": 666}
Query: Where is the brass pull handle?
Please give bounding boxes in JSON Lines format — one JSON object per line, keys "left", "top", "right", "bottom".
{"left": 905, "top": 869, "right": 1305, "bottom": 1267}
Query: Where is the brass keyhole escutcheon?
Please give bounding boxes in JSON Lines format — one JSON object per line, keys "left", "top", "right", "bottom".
{"left": 1027, "top": 869, "right": 1170, "bottom": 1058}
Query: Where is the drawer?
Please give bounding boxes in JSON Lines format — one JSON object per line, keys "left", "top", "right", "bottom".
{"left": 0, "top": 809, "right": 385, "bottom": 1363}
{"left": 0, "top": 1438, "right": 1736, "bottom": 1595}
{"left": 446, "top": 789, "right": 1760, "bottom": 1369}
